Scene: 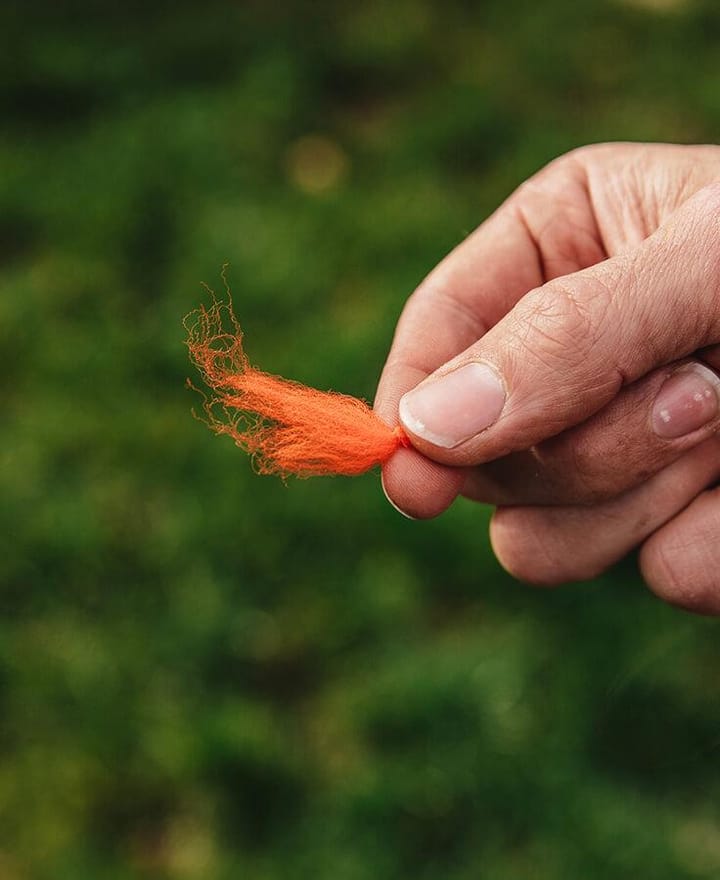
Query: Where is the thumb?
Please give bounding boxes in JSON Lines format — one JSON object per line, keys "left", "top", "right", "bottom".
{"left": 398, "top": 182, "right": 720, "bottom": 465}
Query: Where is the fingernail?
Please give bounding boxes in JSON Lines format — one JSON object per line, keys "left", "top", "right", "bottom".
{"left": 399, "top": 362, "right": 506, "bottom": 448}
{"left": 652, "top": 363, "right": 720, "bottom": 439}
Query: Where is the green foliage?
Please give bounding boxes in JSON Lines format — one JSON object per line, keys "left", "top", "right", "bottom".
{"left": 2, "top": 1, "right": 720, "bottom": 877}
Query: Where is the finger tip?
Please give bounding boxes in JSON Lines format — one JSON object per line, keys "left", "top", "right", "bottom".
{"left": 381, "top": 448, "right": 463, "bottom": 520}
{"left": 639, "top": 541, "right": 720, "bottom": 617}
{"left": 489, "top": 506, "right": 609, "bottom": 587}
{"left": 381, "top": 470, "right": 418, "bottom": 520}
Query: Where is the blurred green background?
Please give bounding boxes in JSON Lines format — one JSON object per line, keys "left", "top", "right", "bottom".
{"left": 3, "top": 1, "right": 720, "bottom": 877}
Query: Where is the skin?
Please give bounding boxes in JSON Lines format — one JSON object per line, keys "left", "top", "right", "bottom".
{"left": 374, "top": 143, "right": 720, "bottom": 614}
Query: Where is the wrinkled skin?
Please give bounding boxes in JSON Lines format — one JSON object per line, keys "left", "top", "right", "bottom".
{"left": 375, "top": 143, "right": 720, "bottom": 614}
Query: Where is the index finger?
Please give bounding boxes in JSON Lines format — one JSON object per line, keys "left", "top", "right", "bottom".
{"left": 375, "top": 209, "right": 538, "bottom": 518}
{"left": 375, "top": 162, "right": 603, "bottom": 518}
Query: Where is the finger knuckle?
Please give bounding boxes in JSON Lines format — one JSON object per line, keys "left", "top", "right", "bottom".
{"left": 513, "top": 276, "right": 614, "bottom": 373}
{"left": 557, "top": 143, "right": 611, "bottom": 166}
{"left": 541, "top": 143, "right": 613, "bottom": 177}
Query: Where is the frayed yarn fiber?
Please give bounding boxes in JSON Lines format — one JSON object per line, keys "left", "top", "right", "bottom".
{"left": 184, "top": 292, "right": 409, "bottom": 478}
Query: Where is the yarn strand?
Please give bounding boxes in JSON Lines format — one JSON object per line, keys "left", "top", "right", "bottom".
{"left": 184, "top": 291, "right": 409, "bottom": 478}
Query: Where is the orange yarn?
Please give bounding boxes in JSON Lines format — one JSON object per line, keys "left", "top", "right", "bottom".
{"left": 184, "top": 291, "right": 409, "bottom": 478}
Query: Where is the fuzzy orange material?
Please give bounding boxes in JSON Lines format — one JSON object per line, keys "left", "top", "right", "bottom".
{"left": 184, "top": 292, "right": 409, "bottom": 477}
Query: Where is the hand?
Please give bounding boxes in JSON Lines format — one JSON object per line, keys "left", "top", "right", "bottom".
{"left": 375, "top": 143, "right": 720, "bottom": 613}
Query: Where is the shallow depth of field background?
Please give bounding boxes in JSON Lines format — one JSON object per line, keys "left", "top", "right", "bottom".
{"left": 3, "top": 1, "right": 720, "bottom": 878}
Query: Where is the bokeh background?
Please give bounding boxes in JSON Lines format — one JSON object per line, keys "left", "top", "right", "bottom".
{"left": 3, "top": 1, "right": 720, "bottom": 877}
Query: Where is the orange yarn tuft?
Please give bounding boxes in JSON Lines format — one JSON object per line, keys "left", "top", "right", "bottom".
{"left": 184, "top": 290, "right": 409, "bottom": 478}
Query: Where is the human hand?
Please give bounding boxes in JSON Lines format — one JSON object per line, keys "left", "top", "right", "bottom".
{"left": 375, "top": 143, "right": 720, "bottom": 613}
